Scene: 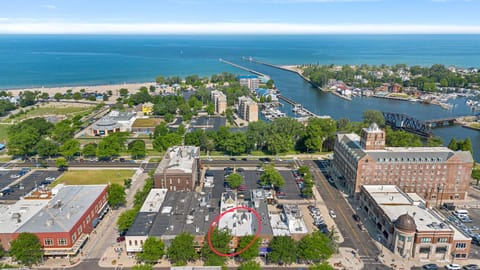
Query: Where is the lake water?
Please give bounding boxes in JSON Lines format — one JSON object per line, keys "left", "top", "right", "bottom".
{"left": 0, "top": 34, "right": 479, "bottom": 160}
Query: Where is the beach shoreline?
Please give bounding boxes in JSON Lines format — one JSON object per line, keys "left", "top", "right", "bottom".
{"left": 1, "top": 81, "right": 158, "bottom": 98}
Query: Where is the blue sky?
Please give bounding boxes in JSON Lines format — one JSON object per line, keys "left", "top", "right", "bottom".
{"left": 1, "top": 0, "right": 480, "bottom": 33}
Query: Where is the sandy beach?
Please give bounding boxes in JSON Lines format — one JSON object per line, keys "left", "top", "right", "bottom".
{"left": 3, "top": 82, "right": 158, "bottom": 100}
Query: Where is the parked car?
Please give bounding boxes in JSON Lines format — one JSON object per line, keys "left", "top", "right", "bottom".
{"left": 445, "top": 264, "right": 461, "bottom": 270}
{"left": 238, "top": 185, "right": 247, "bottom": 191}
{"left": 236, "top": 168, "right": 244, "bottom": 172}
{"left": 45, "top": 176, "right": 56, "bottom": 181}
{"left": 116, "top": 236, "right": 125, "bottom": 242}
{"left": 277, "top": 191, "right": 287, "bottom": 199}
{"left": 1, "top": 188, "right": 14, "bottom": 195}
{"left": 463, "top": 264, "right": 480, "bottom": 270}
{"left": 460, "top": 216, "right": 473, "bottom": 223}
{"left": 10, "top": 174, "right": 20, "bottom": 179}
{"left": 329, "top": 210, "right": 337, "bottom": 218}
{"left": 241, "top": 158, "right": 247, "bottom": 161}
{"left": 422, "top": 263, "right": 438, "bottom": 270}
{"left": 352, "top": 214, "right": 360, "bottom": 222}
{"left": 357, "top": 223, "right": 366, "bottom": 231}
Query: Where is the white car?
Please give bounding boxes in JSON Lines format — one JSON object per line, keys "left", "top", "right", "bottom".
{"left": 445, "top": 264, "right": 461, "bottom": 270}
{"left": 329, "top": 210, "right": 337, "bottom": 218}
{"left": 10, "top": 174, "right": 20, "bottom": 179}
{"left": 45, "top": 177, "right": 56, "bottom": 181}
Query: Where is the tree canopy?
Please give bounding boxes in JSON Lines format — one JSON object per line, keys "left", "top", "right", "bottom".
{"left": 9, "top": 232, "right": 43, "bottom": 266}
{"left": 236, "top": 235, "right": 260, "bottom": 261}
{"left": 117, "top": 208, "right": 138, "bottom": 232}
{"left": 268, "top": 235, "right": 297, "bottom": 265}
{"left": 362, "top": 110, "right": 385, "bottom": 127}
{"left": 167, "top": 233, "right": 198, "bottom": 266}
{"left": 297, "top": 231, "right": 335, "bottom": 263}
{"left": 137, "top": 237, "right": 165, "bottom": 264}
{"left": 259, "top": 165, "right": 284, "bottom": 189}
{"left": 201, "top": 228, "right": 232, "bottom": 266}
{"left": 108, "top": 183, "right": 126, "bottom": 208}
{"left": 225, "top": 173, "right": 243, "bottom": 189}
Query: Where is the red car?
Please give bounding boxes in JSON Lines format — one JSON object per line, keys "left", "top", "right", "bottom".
{"left": 116, "top": 236, "right": 125, "bottom": 242}
{"left": 238, "top": 184, "right": 247, "bottom": 191}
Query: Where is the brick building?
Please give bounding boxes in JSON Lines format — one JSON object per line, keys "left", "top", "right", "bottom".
{"left": 359, "top": 185, "right": 471, "bottom": 262}
{"left": 154, "top": 146, "right": 200, "bottom": 191}
{"left": 211, "top": 90, "right": 227, "bottom": 115}
{"left": 238, "top": 96, "right": 258, "bottom": 122}
{"left": 333, "top": 123, "right": 473, "bottom": 200}
{"left": 238, "top": 75, "right": 259, "bottom": 92}
{"left": 0, "top": 185, "right": 108, "bottom": 256}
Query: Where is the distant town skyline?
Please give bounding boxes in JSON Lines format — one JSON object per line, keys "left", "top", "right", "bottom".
{"left": 1, "top": 0, "right": 480, "bottom": 34}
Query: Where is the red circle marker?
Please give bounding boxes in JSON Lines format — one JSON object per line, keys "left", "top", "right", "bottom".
{"left": 207, "top": 205, "right": 262, "bottom": 257}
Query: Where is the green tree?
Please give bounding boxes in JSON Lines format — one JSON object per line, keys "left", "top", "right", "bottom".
{"left": 54, "top": 92, "right": 63, "bottom": 101}
{"left": 448, "top": 138, "right": 458, "bottom": 150}
{"left": 108, "top": 183, "right": 126, "bottom": 208}
{"left": 154, "top": 123, "right": 170, "bottom": 139}
{"left": 268, "top": 236, "right": 297, "bottom": 265}
{"left": 225, "top": 173, "right": 243, "bottom": 189}
{"left": 426, "top": 136, "right": 443, "bottom": 147}
{"left": 238, "top": 261, "right": 261, "bottom": 270}
{"left": 153, "top": 133, "right": 182, "bottom": 152}
{"left": 96, "top": 133, "right": 127, "bottom": 160}
{"left": 304, "top": 118, "right": 337, "bottom": 152}
{"left": 472, "top": 168, "right": 480, "bottom": 186}
{"left": 167, "top": 233, "right": 198, "bottom": 266}
{"left": 117, "top": 208, "right": 139, "bottom": 232}
{"left": 266, "top": 79, "right": 275, "bottom": 89}
{"left": 73, "top": 92, "right": 82, "bottom": 100}
{"left": 155, "top": 76, "right": 165, "bottom": 85}
{"left": 297, "top": 231, "right": 335, "bottom": 263}
{"left": 7, "top": 126, "right": 41, "bottom": 157}
{"left": 236, "top": 235, "right": 260, "bottom": 261}
{"left": 9, "top": 232, "right": 43, "bottom": 266}
{"left": 19, "top": 91, "right": 37, "bottom": 107}
{"left": 120, "top": 88, "right": 129, "bottom": 96}
{"left": 51, "top": 120, "right": 75, "bottom": 144}
{"left": 362, "top": 110, "right": 385, "bottom": 126}
{"left": 35, "top": 139, "right": 59, "bottom": 158}
{"left": 461, "top": 137, "right": 473, "bottom": 154}
{"left": 55, "top": 157, "right": 68, "bottom": 168}
{"left": 164, "top": 113, "right": 174, "bottom": 123}
{"left": 137, "top": 237, "right": 165, "bottom": 264}
{"left": 310, "top": 263, "right": 335, "bottom": 270}
{"left": 59, "top": 139, "right": 80, "bottom": 159}
{"left": 259, "top": 165, "right": 284, "bottom": 188}
{"left": 82, "top": 143, "right": 97, "bottom": 157}
{"left": 132, "top": 265, "right": 153, "bottom": 270}
{"left": 201, "top": 228, "right": 231, "bottom": 266}
{"left": 129, "top": 140, "right": 147, "bottom": 159}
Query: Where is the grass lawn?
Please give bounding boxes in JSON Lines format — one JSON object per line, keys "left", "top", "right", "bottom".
{"left": 132, "top": 118, "right": 161, "bottom": 127}
{"left": 0, "top": 124, "right": 10, "bottom": 141}
{"left": 53, "top": 170, "right": 135, "bottom": 186}
{"left": 4, "top": 104, "right": 94, "bottom": 123}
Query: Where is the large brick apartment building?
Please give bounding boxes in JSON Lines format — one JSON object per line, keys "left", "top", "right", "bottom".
{"left": 333, "top": 123, "right": 473, "bottom": 200}
{"left": 153, "top": 146, "right": 201, "bottom": 192}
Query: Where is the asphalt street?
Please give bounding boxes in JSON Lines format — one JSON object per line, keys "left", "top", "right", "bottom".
{"left": 303, "top": 160, "right": 390, "bottom": 270}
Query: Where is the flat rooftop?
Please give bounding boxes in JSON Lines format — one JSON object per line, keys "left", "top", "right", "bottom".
{"left": 155, "top": 146, "right": 200, "bottom": 175}
{"left": 284, "top": 205, "right": 308, "bottom": 234}
{"left": 139, "top": 189, "right": 167, "bottom": 213}
{"left": 364, "top": 185, "right": 463, "bottom": 236}
{"left": 0, "top": 199, "right": 49, "bottom": 233}
{"left": 17, "top": 185, "right": 107, "bottom": 233}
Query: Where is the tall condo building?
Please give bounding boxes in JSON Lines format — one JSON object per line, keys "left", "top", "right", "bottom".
{"left": 210, "top": 90, "right": 227, "bottom": 114}
{"left": 238, "top": 75, "right": 260, "bottom": 91}
{"left": 238, "top": 96, "right": 258, "bottom": 122}
{"left": 333, "top": 123, "right": 473, "bottom": 200}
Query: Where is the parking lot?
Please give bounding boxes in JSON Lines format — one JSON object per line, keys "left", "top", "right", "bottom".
{"left": 0, "top": 170, "right": 63, "bottom": 201}
{"left": 0, "top": 170, "right": 21, "bottom": 190}
{"left": 206, "top": 167, "right": 303, "bottom": 201}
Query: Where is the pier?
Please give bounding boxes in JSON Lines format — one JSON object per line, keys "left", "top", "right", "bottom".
{"left": 219, "top": 58, "right": 270, "bottom": 80}
{"left": 277, "top": 94, "right": 324, "bottom": 118}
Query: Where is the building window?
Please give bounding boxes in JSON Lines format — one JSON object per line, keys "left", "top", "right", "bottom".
{"left": 436, "top": 246, "right": 448, "bottom": 254}
{"left": 58, "top": 238, "right": 68, "bottom": 246}
{"left": 456, "top": 242, "right": 467, "bottom": 249}
{"left": 135, "top": 240, "right": 138, "bottom": 246}
{"left": 72, "top": 233, "right": 77, "bottom": 243}
{"left": 455, "top": 253, "right": 467, "bottom": 258}
{"left": 44, "top": 239, "right": 54, "bottom": 246}
{"left": 437, "top": 238, "right": 448, "bottom": 243}
{"left": 78, "top": 226, "right": 83, "bottom": 235}
{"left": 420, "top": 238, "right": 432, "bottom": 243}
{"left": 407, "top": 237, "right": 413, "bottom": 242}
{"left": 86, "top": 216, "right": 90, "bottom": 224}
{"left": 419, "top": 247, "right": 431, "bottom": 253}
{"left": 129, "top": 240, "right": 132, "bottom": 246}
{"left": 398, "top": 235, "right": 405, "bottom": 241}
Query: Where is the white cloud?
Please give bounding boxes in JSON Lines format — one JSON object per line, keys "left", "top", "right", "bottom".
{"left": 0, "top": 22, "right": 480, "bottom": 34}
{"left": 42, "top": 4, "right": 57, "bottom": 9}
{"left": 0, "top": 18, "right": 9, "bottom": 21}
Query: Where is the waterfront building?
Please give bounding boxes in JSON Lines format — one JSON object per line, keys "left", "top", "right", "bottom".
{"left": 210, "top": 90, "right": 227, "bottom": 114}
{"left": 91, "top": 110, "right": 136, "bottom": 136}
{"left": 238, "top": 96, "right": 258, "bottom": 122}
{"left": 0, "top": 185, "right": 108, "bottom": 256}
{"left": 359, "top": 185, "right": 471, "bottom": 262}
{"left": 238, "top": 75, "right": 259, "bottom": 91}
{"left": 153, "top": 146, "right": 201, "bottom": 192}
{"left": 332, "top": 123, "right": 473, "bottom": 200}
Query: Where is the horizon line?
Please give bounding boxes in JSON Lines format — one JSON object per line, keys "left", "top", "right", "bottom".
{"left": 2, "top": 23, "right": 480, "bottom": 34}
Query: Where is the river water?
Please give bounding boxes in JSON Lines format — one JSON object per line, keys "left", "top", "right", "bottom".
{"left": 240, "top": 60, "right": 480, "bottom": 162}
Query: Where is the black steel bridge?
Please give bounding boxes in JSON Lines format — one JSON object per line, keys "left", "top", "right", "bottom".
{"left": 382, "top": 112, "right": 477, "bottom": 137}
